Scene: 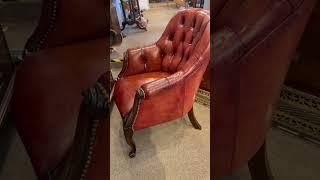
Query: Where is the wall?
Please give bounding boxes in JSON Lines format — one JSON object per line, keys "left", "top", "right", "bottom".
{"left": 139, "top": 0, "right": 150, "bottom": 10}
{"left": 203, "top": 0, "right": 210, "bottom": 10}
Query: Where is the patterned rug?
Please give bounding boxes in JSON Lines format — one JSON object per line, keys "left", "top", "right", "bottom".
{"left": 273, "top": 86, "right": 320, "bottom": 145}
{"left": 196, "top": 86, "right": 320, "bottom": 145}
{"left": 195, "top": 89, "right": 210, "bottom": 108}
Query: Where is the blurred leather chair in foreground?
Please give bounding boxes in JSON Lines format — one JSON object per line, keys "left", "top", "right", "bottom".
{"left": 12, "top": 0, "right": 109, "bottom": 180}
{"left": 213, "top": 0, "right": 316, "bottom": 179}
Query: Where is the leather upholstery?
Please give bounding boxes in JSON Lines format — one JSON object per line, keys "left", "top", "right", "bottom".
{"left": 114, "top": 72, "right": 170, "bottom": 115}
{"left": 45, "top": 0, "right": 107, "bottom": 47}
{"left": 84, "top": 112, "right": 108, "bottom": 180}
{"left": 115, "top": 8, "right": 210, "bottom": 130}
{"left": 213, "top": 0, "right": 316, "bottom": 178}
{"left": 12, "top": 0, "right": 108, "bottom": 178}
{"left": 212, "top": 0, "right": 228, "bottom": 17}
{"left": 285, "top": 2, "right": 320, "bottom": 96}
{"left": 25, "top": 0, "right": 107, "bottom": 53}
{"left": 12, "top": 39, "right": 107, "bottom": 178}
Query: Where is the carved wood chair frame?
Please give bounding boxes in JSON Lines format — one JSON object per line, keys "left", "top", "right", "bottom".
{"left": 114, "top": 53, "right": 202, "bottom": 158}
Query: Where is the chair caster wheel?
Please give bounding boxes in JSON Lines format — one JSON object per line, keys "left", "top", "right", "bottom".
{"left": 129, "top": 152, "right": 136, "bottom": 158}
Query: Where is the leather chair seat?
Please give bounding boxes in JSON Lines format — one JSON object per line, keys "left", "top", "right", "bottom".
{"left": 114, "top": 71, "right": 171, "bottom": 116}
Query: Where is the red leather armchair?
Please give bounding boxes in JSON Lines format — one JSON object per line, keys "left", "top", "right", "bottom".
{"left": 213, "top": 0, "right": 316, "bottom": 179}
{"left": 114, "top": 8, "right": 210, "bottom": 157}
{"left": 12, "top": 0, "right": 108, "bottom": 180}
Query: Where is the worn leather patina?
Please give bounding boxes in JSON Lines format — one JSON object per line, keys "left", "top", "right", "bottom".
{"left": 12, "top": 0, "right": 108, "bottom": 179}
{"left": 212, "top": 0, "right": 316, "bottom": 178}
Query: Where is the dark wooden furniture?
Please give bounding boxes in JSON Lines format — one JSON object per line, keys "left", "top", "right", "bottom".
{"left": 213, "top": 0, "right": 316, "bottom": 180}
{"left": 119, "top": 0, "right": 148, "bottom": 30}
{"left": 110, "top": 3, "right": 123, "bottom": 47}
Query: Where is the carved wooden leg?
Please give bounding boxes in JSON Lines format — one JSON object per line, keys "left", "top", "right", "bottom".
{"left": 122, "top": 89, "right": 144, "bottom": 158}
{"left": 123, "top": 127, "right": 136, "bottom": 158}
{"left": 188, "top": 106, "right": 202, "bottom": 130}
{"left": 248, "top": 142, "right": 274, "bottom": 180}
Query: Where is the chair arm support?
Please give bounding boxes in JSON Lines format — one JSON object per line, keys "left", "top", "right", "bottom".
{"left": 81, "top": 72, "right": 110, "bottom": 119}
{"left": 140, "top": 71, "right": 185, "bottom": 99}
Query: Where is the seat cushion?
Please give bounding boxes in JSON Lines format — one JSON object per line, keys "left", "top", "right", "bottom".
{"left": 114, "top": 72, "right": 170, "bottom": 116}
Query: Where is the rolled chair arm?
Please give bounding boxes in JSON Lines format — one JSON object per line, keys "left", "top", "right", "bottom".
{"left": 140, "top": 71, "right": 184, "bottom": 99}
{"left": 81, "top": 72, "right": 110, "bottom": 118}
{"left": 141, "top": 54, "right": 208, "bottom": 99}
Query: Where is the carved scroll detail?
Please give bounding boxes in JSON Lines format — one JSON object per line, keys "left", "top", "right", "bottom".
{"left": 122, "top": 88, "right": 145, "bottom": 158}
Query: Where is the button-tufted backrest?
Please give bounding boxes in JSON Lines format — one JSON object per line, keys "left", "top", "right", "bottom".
{"left": 156, "top": 9, "right": 210, "bottom": 73}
